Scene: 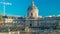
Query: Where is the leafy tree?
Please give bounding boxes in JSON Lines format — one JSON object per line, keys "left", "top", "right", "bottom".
{"left": 0, "top": 12, "right": 2, "bottom": 23}
{"left": 57, "top": 22, "right": 60, "bottom": 29}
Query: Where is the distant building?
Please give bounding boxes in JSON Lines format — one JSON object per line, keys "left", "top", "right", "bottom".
{"left": 1, "top": 0, "right": 60, "bottom": 32}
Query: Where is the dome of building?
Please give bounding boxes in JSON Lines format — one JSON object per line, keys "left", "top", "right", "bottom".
{"left": 27, "top": 1, "right": 38, "bottom": 18}
{"left": 28, "top": 4, "right": 38, "bottom": 12}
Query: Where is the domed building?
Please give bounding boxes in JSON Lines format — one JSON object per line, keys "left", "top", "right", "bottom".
{"left": 27, "top": 0, "right": 38, "bottom": 18}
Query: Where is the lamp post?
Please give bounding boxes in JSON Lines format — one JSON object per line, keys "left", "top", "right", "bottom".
{"left": 0, "top": 0, "right": 12, "bottom": 16}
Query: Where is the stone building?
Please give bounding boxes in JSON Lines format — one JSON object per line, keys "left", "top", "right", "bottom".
{"left": 1, "top": 0, "right": 60, "bottom": 33}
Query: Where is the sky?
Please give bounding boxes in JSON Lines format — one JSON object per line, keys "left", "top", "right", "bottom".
{"left": 0, "top": 0, "right": 60, "bottom": 17}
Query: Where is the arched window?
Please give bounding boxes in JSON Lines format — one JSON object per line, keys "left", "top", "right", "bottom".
{"left": 31, "top": 13, "right": 33, "bottom": 16}
{"left": 30, "top": 23, "right": 32, "bottom": 26}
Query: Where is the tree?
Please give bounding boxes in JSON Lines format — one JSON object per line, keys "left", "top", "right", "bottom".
{"left": 57, "top": 22, "right": 60, "bottom": 29}
{"left": 0, "top": 12, "right": 2, "bottom": 23}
